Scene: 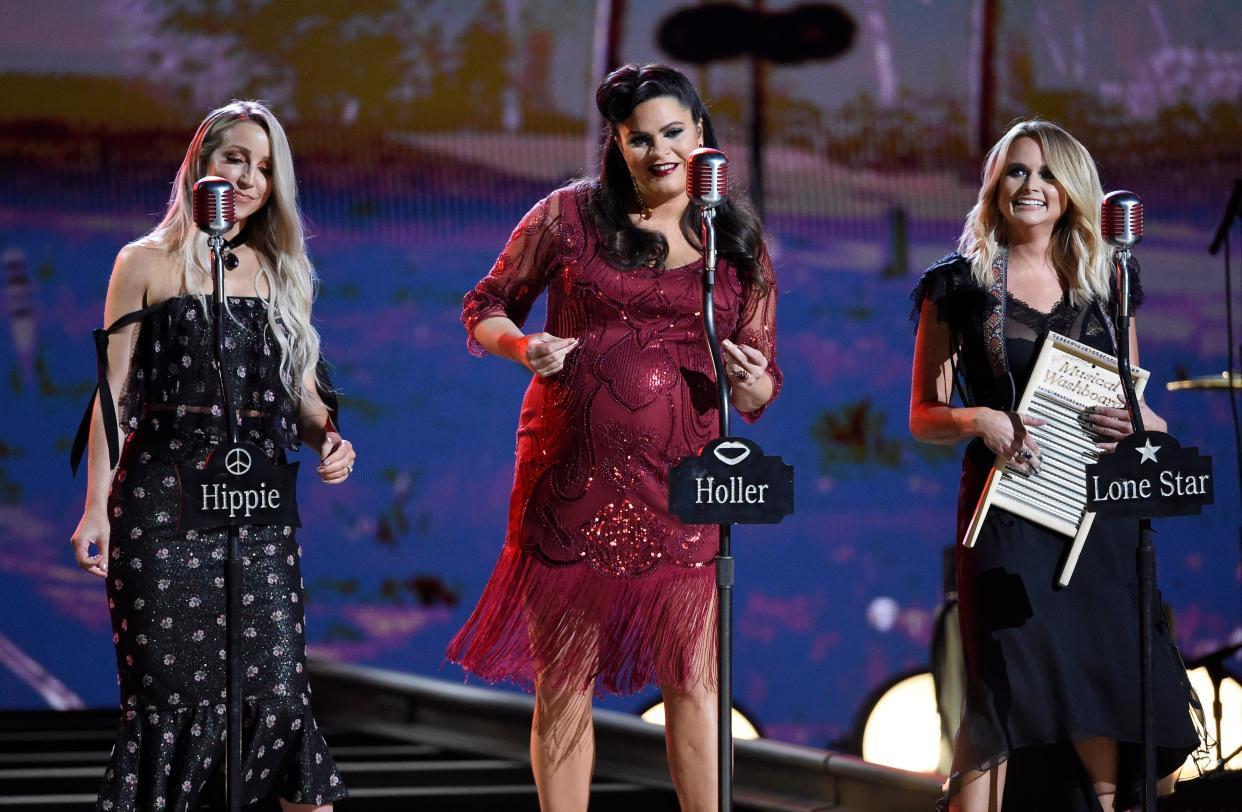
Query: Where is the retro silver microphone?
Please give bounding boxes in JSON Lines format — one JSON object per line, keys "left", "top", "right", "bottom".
{"left": 192, "top": 176, "right": 236, "bottom": 237}
{"left": 1102, "top": 190, "right": 1143, "bottom": 250}
{"left": 687, "top": 148, "right": 730, "bottom": 274}
{"left": 1102, "top": 190, "right": 1143, "bottom": 322}
{"left": 688, "top": 147, "right": 729, "bottom": 210}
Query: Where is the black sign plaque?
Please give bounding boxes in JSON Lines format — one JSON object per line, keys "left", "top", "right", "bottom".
{"left": 669, "top": 437, "right": 794, "bottom": 524}
{"left": 178, "top": 441, "right": 301, "bottom": 531}
{"left": 1085, "top": 431, "right": 1213, "bottom": 518}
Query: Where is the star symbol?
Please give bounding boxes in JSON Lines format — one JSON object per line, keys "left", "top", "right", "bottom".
{"left": 1136, "top": 438, "right": 1161, "bottom": 463}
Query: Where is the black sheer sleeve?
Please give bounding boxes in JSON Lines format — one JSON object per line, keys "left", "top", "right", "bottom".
{"left": 909, "top": 252, "right": 987, "bottom": 337}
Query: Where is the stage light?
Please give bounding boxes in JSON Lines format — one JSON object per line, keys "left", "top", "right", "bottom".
{"left": 638, "top": 701, "right": 761, "bottom": 741}
{"left": 851, "top": 651, "right": 1239, "bottom": 779}
{"left": 1183, "top": 666, "right": 1242, "bottom": 774}
{"left": 859, "top": 670, "right": 941, "bottom": 773}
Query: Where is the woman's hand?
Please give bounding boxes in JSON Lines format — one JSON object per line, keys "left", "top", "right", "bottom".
{"left": 722, "top": 339, "right": 768, "bottom": 386}
{"left": 722, "top": 339, "right": 773, "bottom": 413}
{"left": 975, "top": 408, "right": 1045, "bottom": 475}
{"left": 1088, "top": 401, "right": 1166, "bottom": 452}
{"left": 70, "top": 508, "right": 111, "bottom": 578}
{"left": 318, "top": 431, "right": 356, "bottom": 484}
{"left": 519, "top": 333, "right": 578, "bottom": 378}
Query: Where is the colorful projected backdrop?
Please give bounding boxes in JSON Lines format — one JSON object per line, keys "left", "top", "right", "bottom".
{"left": 1, "top": 0, "right": 1239, "bottom": 748}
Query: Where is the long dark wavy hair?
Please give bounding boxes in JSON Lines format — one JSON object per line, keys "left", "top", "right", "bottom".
{"left": 591, "top": 63, "right": 769, "bottom": 294}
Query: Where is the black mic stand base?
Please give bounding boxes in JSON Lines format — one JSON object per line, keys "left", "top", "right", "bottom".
{"left": 1137, "top": 519, "right": 1157, "bottom": 812}
{"left": 715, "top": 541, "right": 733, "bottom": 812}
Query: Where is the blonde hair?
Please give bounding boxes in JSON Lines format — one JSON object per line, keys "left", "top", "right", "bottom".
{"left": 137, "top": 99, "right": 322, "bottom": 399}
{"left": 958, "top": 118, "right": 1112, "bottom": 305}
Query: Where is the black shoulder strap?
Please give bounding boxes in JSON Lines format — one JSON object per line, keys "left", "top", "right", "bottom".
{"left": 69, "top": 300, "right": 169, "bottom": 477}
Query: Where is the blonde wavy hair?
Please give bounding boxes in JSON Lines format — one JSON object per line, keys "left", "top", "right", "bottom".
{"left": 958, "top": 118, "right": 1112, "bottom": 306}
{"left": 137, "top": 99, "right": 322, "bottom": 399}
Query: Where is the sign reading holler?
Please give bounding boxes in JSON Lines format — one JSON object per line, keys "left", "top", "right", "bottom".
{"left": 669, "top": 437, "right": 794, "bottom": 524}
{"left": 178, "top": 441, "right": 301, "bottom": 531}
{"left": 1085, "top": 431, "right": 1213, "bottom": 519}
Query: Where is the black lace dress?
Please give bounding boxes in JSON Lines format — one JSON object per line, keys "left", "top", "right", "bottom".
{"left": 73, "top": 295, "right": 347, "bottom": 811}
{"left": 912, "top": 252, "right": 1202, "bottom": 810}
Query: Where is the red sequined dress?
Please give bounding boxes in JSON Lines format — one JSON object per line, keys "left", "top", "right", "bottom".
{"left": 447, "top": 183, "right": 780, "bottom": 695}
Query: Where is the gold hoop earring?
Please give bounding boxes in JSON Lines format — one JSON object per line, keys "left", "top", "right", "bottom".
{"left": 631, "top": 174, "right": 652, "bottom": 221}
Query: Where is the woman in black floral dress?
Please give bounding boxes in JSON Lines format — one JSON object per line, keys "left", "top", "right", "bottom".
{"left": 69, "top": 100, "right": 356, "bottom": 811}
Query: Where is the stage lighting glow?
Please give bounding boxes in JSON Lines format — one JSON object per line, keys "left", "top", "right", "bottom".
{"left": 1183, "top": 666, "right": 1242, "bottom": 774}
{"left": 861, "top": 671, "right": 941, "bottom": 773}
{"left": 639, "top": 703, "right": 761, "bottom": 740}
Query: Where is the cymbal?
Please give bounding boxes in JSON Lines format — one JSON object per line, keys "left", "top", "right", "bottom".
{"left": 1166, "top": 371, "right": 1242, "bottom": 391}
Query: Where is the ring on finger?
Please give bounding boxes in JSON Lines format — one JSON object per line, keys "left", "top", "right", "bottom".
{"left": 1018, "top": 449, "right": 1033, "bottom": 462}
{"left": 731, "top": 366, "right": 750, "bottom": 382}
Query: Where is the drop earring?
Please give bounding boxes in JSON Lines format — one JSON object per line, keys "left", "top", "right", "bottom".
{"left": 631, "top": 174, "right": 652, "bottom": 221}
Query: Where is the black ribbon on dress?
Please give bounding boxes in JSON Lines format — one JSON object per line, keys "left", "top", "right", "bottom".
{"left": 70, "top": 298, "right": 342, "bottom": 476}
{"left": 69, "top": 300, "right": 169, "bottom": 477}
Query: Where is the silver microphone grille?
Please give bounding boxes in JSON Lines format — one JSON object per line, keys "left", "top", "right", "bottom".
{"left": 192, "top": 176, "right": 236, "bottom": 236}
{"left": 687, "top": 148, "right": 729, "bottom": 209}
{"left": 1101, "top": 190, "right": 1144, "bottom": 249}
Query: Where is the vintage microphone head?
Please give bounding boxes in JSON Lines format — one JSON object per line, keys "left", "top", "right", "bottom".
{"left": 1101, "top": 190, "right": 1144, "bottom": 249}
{"left": 192, "top": 176, "right": 236, "bottom": 237}
{"left": 687, "top": 148, "right": 730, "bottom": 209}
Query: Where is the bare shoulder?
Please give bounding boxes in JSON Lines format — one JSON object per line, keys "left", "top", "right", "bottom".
{"left": 104, "top": 242, "right": 175, "bottom": 321}
{"left": 111, "top": 242, "right": 163, "bottom": 286}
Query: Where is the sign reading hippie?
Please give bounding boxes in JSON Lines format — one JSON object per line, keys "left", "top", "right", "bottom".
{"left": 178, "top": 441, "right": 300, "bottom": 531}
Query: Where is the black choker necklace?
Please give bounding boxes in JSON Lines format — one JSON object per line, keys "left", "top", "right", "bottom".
{"left": 224, "top": 224, "right": 250, "bottom": 250}
{"left": 221, "top": 225, "right": 249, "bottom": 270}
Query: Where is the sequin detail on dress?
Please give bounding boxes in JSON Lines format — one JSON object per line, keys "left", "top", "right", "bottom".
{"left": 579, "top": 499, "right": 669, "bottom": 576}
{"left": 448, "top": 183, "right": 779, "bottom": 694}
{"left": 595, "top": 334, "right": 680, "bottom": 412}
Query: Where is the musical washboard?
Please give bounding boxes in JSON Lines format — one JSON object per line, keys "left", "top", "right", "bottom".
{"left": 961, "top": 332, "right": 1148, "bottom": 586}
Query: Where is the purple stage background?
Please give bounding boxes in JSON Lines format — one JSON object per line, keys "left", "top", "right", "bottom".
{"left": 1, "top": 0, "right": 1240, "bottom": 750}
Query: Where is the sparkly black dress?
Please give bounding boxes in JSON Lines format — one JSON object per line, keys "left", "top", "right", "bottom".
{"left": 74, "top": 295, "right": 346, "bottom": 811}
{"left": 912, "top": 252, "right": 1203, "bottom": 810}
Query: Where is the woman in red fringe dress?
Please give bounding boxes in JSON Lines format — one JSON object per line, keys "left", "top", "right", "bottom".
{"left": 447, "top": 63, "right": 780, "bottom": 811}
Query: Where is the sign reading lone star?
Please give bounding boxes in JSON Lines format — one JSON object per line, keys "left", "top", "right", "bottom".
{"left": 669, "top": 437, "right": 794, "bottom": 524}
{"left": 1085, "top": 431, "right": 1213, "bottom": 518}
{"left": 178, "top": 441, "right": 301, "bottom": 531}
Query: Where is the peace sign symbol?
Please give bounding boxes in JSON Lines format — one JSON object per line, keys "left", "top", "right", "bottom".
{"left": 225, "top": 447, "right": 252, "bottom": 476}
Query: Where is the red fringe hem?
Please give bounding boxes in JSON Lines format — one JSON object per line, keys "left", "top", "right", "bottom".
{"left": 447, "top": 544, "right": 717, "bottom": 696}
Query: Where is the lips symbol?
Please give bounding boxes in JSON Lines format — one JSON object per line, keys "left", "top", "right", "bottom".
{"left": 713, "top": 441, "right": 750, "bottom": 466}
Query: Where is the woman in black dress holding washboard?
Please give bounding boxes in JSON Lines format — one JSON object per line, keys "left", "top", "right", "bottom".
{"left": 910, "top": 118, "right": 1202, "bottom": 811}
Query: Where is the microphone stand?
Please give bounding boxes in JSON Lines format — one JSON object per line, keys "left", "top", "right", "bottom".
{"left": 1208, "top": 178, "right": 1241, "bottom": 256}
{"left": 1206, "top": 212, "right": 1242, "bottom": 774}
{"left": 208, "top": 231, "right": 244, "bottom": 812}
{"left": 698, "top": 204, "right": 735, "bottom": 812}
{"left": 1113, "top": 249, "right": 1158, "bottom": 812}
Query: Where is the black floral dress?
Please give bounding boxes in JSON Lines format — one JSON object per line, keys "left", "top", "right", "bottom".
{"left": 74, "top": 295, "right": 346, "bottom": 811}
{"left": 912, "top": 251, "right": 1203, "bottom": 810}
